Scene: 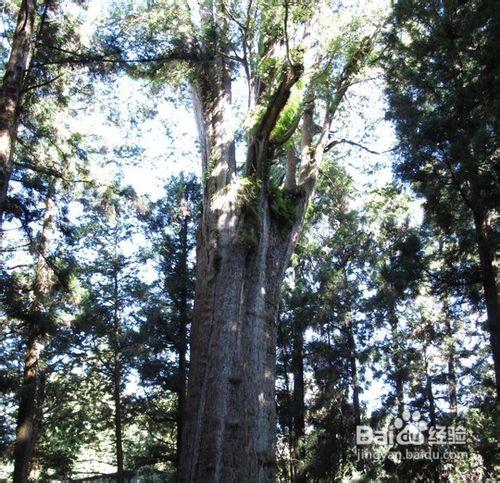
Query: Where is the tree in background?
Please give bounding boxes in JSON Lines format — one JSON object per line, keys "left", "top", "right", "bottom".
{"left": 73, "top": 182, "right": 146, "bottom": 483}
{"left": 134, "top": 175, "right": 200, "bottom": 472}
{"left": 384, "top": 2, "right": 499, "bottom": 459}
{"left": 365, "top": 186, "right": 425, "bottom": 418}
{"left": 277, "top": 161, "right": 370, "bottom": 481}
{"left": 0, "top": 3, "right": 93, "bottom": 476}
{"left": 0, "top": 0, "right": 91, "bottom": 230}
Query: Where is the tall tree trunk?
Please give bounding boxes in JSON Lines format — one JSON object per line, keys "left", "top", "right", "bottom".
{"left": 180, "top": 194, "right": 305, "bottom": 481}
{"left": 425, "top": 368, "right": 436, "bottom": 427}
{"left": 277, "top": 315, "right": 295, "bottom": 483}
{"left": 0, "top": 0, "right": 36, "bottom": 231}
{"left": 389, "top": 315, "right": 405, "bottom": 415}
{"left": 13, "top": 180, "right": 54, "bottom": 482}
{"left": 176, "top": 209, "right": 190, "bottom": 468}
{"left": 423, "top": 340, "right": 436, "bottom": 427}
{"left": 472, "top": 210, "right": 500, "bottom": 401}
{"left": 344, "top": 313, "right": 361, "bottom": 427}
{"left": 112, "top": 263, "right": 124, "bottom": 483}
{"left": 27, "top": 365, "right": 47, "bottom": 482}
{"left": 13, "top": 334, "right": 40, "bottom": 483}
{"left": 442, "top": 300, "right": 458, "bottom": 417}
{"left": 181, "top": 49, "right": 309, "bottom": 481}
{"left": 179, "top": 6, "right": 369, "bottom": 478}
{"left": 291, "top": 318, "right": 305, "bottom": 483}
{"left": 472, "top": 208, "right": 500, "bottom": 471}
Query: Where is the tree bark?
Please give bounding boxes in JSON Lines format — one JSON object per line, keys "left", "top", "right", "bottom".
{"left": 277, "top": 318, "right": 295, "bottom": 483}
{"left": 181, "top": 194, "right": 306, "bottom": 481}
{"left": 180, "top": 13, "right": 305, "bottom": 476}
{"left": 471, "top": 208, "right": 499, "bottom": 472}
{"left": 27, "top": 365, "right": 47, "bottom": 482}
{"left": 13, "top": 180, "right": 54, "bottom": 483}
{"left": 0, "top": 0, "right": 36, "bottom": 231}
{"left": 13, "top": 334, "right": 40, "bottom": 483}
{"left": 181, "top": 66, "right": 330, "bottom": 482}
{"left": 423, "top": 347, "right": 436, "bottom": 427}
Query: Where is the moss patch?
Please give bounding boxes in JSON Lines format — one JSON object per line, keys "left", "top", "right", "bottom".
{"left": 235, "top": 177, "right": 262, "bottom": 250}
{"left": 268, "top": 179, "right": 300, "bottom": 231}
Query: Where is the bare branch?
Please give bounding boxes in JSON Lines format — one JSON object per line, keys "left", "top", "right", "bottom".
{"left": 324, "top": 138, "right": 397, "bottom": 155}
{"left": 22, "top": 72, "right": 66, "bottom": 93}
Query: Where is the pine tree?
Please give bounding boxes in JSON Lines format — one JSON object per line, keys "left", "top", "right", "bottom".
{"left": 135, "top": 174, "right": 200, "bottom": 471}
{"left": 384, "top": 0, "right": 499, "bottom": 435}
{"left": 74, "top": 182, "right": 145, "bottom": 482}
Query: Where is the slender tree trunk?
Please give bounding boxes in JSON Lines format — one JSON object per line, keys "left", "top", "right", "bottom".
{"left": 27, "top": 365, "right": 47, "bottom": 482}
{"left": 471, "top": 209, "right": 500, "bottom": 473}
{"left": 176, "top": 211, "right": 189, "bottom": 467}
{"left": 113, "top": 343, "right": 124, "bottom": 483}
{"left": 426, "top": 369, "right": 436, "bottom": 427}
{"left": 13, "top": 334, "right": 40, "bottom": 483}
{"left": 472, "top": 210, "right": 500, "bottom": 402}
{"left": 13, "top": 181, "right": 54, "bottom": 482}
{"left": 277, "top": 317, "right": 295, "bottom": 483}
{"left": 389, "top": 315, "right": 405, "bottom": 415}
{"left": 112, "top": 264, "right": 124, "bottom": 483}
{"left": 443, "top": 301, "right": 458, "bottom": 417}
{"left": 291, "top": 318, "right": 305, "bottom": 483}
{"left": 344, "top": 314, "right": 361, "bottom": 427}
{"left": 0, "top": 0, "right": 36, "bottom": 231}
{"left": 423, "top": 347, "right": 436, "bottom": 426}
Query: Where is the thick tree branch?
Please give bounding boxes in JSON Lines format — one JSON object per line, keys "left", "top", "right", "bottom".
{"left": 33, "top": 46, "right": 212, "bottom": 68}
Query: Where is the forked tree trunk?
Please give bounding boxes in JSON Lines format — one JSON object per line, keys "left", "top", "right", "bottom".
{"left": 0, "top": 0, "right": 36, "bottom": 230}
{"left": 179, "top": 5, "right": 371, "bottom": 478}
{"left": 180, "top": 12, "right": 306, "bottom": 476}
